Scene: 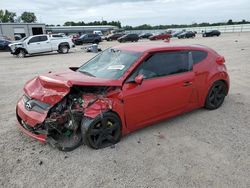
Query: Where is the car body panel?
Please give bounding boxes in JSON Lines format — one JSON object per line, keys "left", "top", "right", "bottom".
{"left": 122, "top": 71, "right": 195, "bottom": 131}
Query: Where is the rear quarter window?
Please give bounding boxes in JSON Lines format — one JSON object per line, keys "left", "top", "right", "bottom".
{"left": 192, "top": 50, "right": 208, "bottom": 64}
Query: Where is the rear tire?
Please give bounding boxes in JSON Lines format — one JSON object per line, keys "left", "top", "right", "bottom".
{"left": 205, "top": 81, "right": 227, "bottom": 110}
{"left": 59, "top": 45, "right": 69, "bottom": 54}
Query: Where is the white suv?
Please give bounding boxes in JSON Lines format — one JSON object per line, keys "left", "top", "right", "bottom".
{"left": 9, "top": 34, "right": 75, "bottom": 58}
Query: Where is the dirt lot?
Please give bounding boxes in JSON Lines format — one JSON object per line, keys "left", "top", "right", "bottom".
{"left": 0, "top": 33, "right": 250, "bottom": 188}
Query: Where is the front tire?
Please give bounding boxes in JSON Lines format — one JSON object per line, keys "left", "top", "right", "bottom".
{"left": 81, "top": 112, "right": 121, "bottom": 149}
{"left": 16, "top": 49, "right": 26, "bottom": 58}
{"left": 205, "top": 81, "right": 227, "bottom": 110}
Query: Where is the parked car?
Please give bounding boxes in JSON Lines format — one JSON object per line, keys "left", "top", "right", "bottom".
{"left": 171, "top": 30, "right": 185, "bottom": 37}
{"left": 203, "top": 30, "right": 221, "bottom": 37}
{"left": 106, "top": 33, "right": 124, "bottom": 41}
{"left": 139, "top": 33, "right": 153, "bottom": 39}
{"left": 74, "top": 34, "right": 102, "bottom": 45}
{"left": 0, "top": 39, "right": 12, "bottom": 51}
{"left": 117, "top": 34, "right": 139, "bottom": 42}
{"left": 149, "top": 33, "right": 171, "bottom": 40}
{"left": 177, "top": 31, "right": 196, "bottom": 39}
{"left": 8, "top": 34, "right": 75, "bottom": 58}
{"left": 16, "top": 44, "right": 229, "bottom": 151}
{"left": 93, "top": 30, "right": 103, "bottom": 36}
{"left": 69, "top": 34, "right": 80, "bottom": 43}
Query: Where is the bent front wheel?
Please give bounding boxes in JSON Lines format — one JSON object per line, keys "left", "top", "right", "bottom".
{"left": 81, "top": 112, "right": 121, "bottom": 149}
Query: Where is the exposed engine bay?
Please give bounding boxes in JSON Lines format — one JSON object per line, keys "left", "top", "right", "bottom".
{"left": 23, "top": 86, "right": 114, "bottom": 151}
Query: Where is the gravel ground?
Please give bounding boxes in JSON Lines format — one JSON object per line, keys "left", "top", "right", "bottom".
{"left": 0, "top": 33, "right": 249, "bottom": 188}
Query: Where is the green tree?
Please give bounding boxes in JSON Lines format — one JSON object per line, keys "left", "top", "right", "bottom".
{"left": 0, "top": 9, "right": 16, "bottom": 22}
{"left": 20, "top": 12, "right": 37, "bottom": 23}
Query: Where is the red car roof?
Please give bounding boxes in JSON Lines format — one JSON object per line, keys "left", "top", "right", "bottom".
{"left": 114, "top": 43, "right": 211, "bottom": 53}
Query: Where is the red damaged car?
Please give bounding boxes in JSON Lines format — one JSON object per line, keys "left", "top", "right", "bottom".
{"left": 149, "top": 33, "right": 171, "bottom": 40}
{"left": 16, "top": 44, "right": 229, "bottom": 151}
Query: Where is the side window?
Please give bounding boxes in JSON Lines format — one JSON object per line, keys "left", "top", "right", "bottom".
{"left": 191, "top": 50, "right": 207, "bottom": 64}
{"left": 139, "top": 51, "right": 190, "bottom": 79}
{"left": 28, "top": 36, "right": 40, "bottom": 43}
{"left": 39, "top": 36, "right": 48, "bottom": 42}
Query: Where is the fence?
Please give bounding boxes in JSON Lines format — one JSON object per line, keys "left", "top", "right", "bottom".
{"left": 126, "top": 24, "right": 250, "bottom": 34}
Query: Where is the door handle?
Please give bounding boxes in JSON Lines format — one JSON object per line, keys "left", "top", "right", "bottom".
{"left": 183, "top": 81, "right": 193, "bottom": 87}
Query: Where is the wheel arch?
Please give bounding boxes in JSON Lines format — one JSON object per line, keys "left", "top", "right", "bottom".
{"left": 58, "top": 42, "right": 70, "bottom": 49}
{"left": 203, "top": 78, "right": 229, "bottom": 106}
{"left": 14, "top": 47, "right": 28, "bottom": 55}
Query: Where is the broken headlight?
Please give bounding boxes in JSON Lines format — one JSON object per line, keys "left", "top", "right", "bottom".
{"left": 23, "top": 94, "right": 51, "bottom": 113}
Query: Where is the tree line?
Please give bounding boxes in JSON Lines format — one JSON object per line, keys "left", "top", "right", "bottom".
{"left": 0, "top": 9, "right": 37, "bottom": 23}
{"left": 123, "top": 19, "right": 250, "bottom": 30}
{"left": 49, "top": 19, "right": 250, "bottom": 30}
{"left": 63, "top": 20, "right": 122, "bottom": 28}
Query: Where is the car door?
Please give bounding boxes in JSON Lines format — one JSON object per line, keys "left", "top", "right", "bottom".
{"left": 38, "top": 36, "right": 52, "bottom": 52}
{"left": 27, "top": 36, "right": 41, "bottom": 53}
{"left": 86, "top": 34, "right": 94, "bottom": 43}
{"left": 122, "top": 51, "right": 195, "bottom": 131}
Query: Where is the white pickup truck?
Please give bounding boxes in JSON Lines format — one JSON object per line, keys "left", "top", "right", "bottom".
{"left": 9, "top": 34, "right": 75, "bottom": 58}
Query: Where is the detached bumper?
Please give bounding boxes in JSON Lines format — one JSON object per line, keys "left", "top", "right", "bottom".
{"left": 16, "top": 98, "right": 47, "bottom": 143}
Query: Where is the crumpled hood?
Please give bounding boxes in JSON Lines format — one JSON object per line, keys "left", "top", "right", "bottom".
{"left": 24, "top": 69, "right": 122, "bottom": 105}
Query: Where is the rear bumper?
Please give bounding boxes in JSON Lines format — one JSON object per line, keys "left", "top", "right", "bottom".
{"left": 16, "top": 97, "right": 47, "bottom": 143}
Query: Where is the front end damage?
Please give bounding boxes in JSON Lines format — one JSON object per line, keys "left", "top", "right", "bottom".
{"left": 16, "top": 85, "right": 117, "bottom": 151}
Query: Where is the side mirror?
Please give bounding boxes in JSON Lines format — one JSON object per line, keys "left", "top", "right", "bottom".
{"left": 135, "top": 74, "right": 144, "bottom": 85}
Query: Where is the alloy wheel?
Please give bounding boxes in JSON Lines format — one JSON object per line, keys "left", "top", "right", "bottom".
{"left": 86, "top": 115, "right": 121, "bottom": 149}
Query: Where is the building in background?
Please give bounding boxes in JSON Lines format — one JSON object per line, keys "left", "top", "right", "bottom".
{"left": 45, "top": 25, "right": 118, "bottom": 35}
{"left": 0, "top": 23, "right": 45, "bottom": 40}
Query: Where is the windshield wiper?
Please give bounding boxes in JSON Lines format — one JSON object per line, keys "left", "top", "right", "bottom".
{"left": 79, "top": 70, "right": 96, "bottom": 77}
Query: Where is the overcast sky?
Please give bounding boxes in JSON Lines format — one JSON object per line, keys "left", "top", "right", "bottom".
{"left": 1, "top": 0, "right": 250, "bottom": 26}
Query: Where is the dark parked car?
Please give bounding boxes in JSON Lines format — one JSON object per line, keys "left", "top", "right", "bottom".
{"left": 139, "top": 33, "right": 153, "bottom": 39}
{"left": 171, "top": 30, "right": 185, "bottom": 37}
{"left": 117, "top": 34, "right": 139, "bottom": 43}
{"left": 0, "top": 39, "right": 11, "bottom": 51}
{"left": 74, "top": 34, "right": 101, "bottom": 45}
{"left": 177, "top": 31, "right": 196, "bottom": 39}
{"left": 203, "top": 30, "right": 221, "bottom": 37}
{"left": 106, "top": 33, "right": 124, "bottom": 41}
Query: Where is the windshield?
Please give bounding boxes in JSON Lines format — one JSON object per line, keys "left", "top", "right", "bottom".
{"left": 78, "top": 49, "right": 142, "bottom": 80}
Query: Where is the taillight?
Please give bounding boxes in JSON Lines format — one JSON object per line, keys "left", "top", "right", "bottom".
{"left": 216, "top": 56, "right": 225, "bottom": 65}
